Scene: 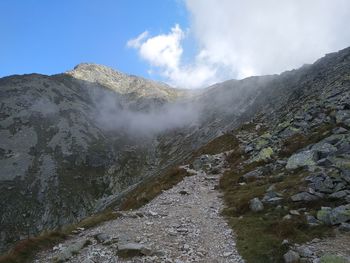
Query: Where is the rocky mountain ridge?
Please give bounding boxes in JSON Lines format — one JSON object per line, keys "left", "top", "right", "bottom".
{"left": 1, "top": 46, "right": 350, "bottom": 261}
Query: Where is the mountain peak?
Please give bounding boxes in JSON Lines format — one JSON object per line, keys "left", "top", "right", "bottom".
{"left": 66, "top": 63, "right": 183, "bottom": 101}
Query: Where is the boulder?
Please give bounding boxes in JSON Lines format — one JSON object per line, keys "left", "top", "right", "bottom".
{"left": 286, "top": 150, "right": 318, "bottom": 170}
{"left": 329, "top": 190, "right": 348, "bottom": 199}
{"left": 317, "top": 205, "right": 350, "bottom": 225}
{"left": 338, "top": 222, "right": 350, "bottom": 232}
{"left": 335, "top": 110, "right": 350, "bottom": 127}
{"left": 291, "top": 192, "right": 319, "bottom": 202}
{"left": 249, "top": 198, "right": 264, "bottom": 212}
{"left": 311, "top": 142, "right": 337, "bottom": 157}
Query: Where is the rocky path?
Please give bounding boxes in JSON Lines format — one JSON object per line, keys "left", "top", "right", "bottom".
{"left": 35, "top": 153, "right": 244, "bottom": 263}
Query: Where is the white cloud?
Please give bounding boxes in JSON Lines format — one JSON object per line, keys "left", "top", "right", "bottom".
{"left": 126, "top": 31, "right": 149, "bottom": 49}
{"left": 127, "top": 24, "right": 219, "bottom": 89}
{"left": 186, "top": 0, "right": 350, "bottom": 78}
{"left": 128, "top": 0, "right": 350, "bottom": 88}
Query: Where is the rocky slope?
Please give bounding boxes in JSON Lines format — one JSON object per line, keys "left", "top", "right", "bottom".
{"left": 1, "top": 46, "right": 350, "bottom": 261}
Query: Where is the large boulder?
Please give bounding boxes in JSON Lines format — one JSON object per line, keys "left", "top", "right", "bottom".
{"left": 317, "top": 205, "right": 350, "bottom": 225}
{"left": 291, "top": 192, "right": 319, "bottom": 202}
{"left": 286, "top": 150, "right": 318, "bottom": 170}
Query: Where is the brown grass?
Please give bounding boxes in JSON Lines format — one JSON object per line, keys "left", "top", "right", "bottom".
{"left": 119, "top": 166, "right": 189, "bottom": 210}
{"left": 0, "top": 232, "right": 66, "bottom": 263}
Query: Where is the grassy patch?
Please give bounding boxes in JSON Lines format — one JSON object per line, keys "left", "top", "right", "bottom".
{"left": 119, "top": 166, "right": 190, "bottom": 210}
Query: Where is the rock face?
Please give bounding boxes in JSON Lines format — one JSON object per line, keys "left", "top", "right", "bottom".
{"left": 2, "top": 45, "right": 350, "bottom": 255}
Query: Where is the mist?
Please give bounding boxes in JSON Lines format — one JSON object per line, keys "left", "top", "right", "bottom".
{"left": 90, "top": 88, "right": 200, "bottom": 137}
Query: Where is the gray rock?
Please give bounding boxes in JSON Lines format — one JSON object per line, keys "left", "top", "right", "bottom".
{"left": 317, "top": 205, "right": 350, "bottom": 225}
{"left": 249, "top": 198, "right": 264, "bottom": 212}
{"left": 94, "top": 233, "right": 111, "bottom": 244}
{"left": 117, "top": 242, "right": 152, "bottom": 258}
{"left": 291, "top": 192, "right": 319, "bottom": 202}
{"left": 286, "top": 150, "right": 318, "bottom": 170}
{"left": 338, "top": 222, "right": 350, "bottom": 232}
{"left": 341, "top": 170, "right": 350, "bottom": 183}
{"left": 329, "top": 190, "right": 348, "bottom": 199}
{"left": 335, "top": 110, "right": 350, "bottom": 126}
{"left": 296, "top": 246, "right": 314, "bottom": 258}
{"left": 311, "top": 142, "right": 337, "bottom": 157}
{"left": 283, "top": 250, "right": 300, "bottom": 263}
{"left": 332, "top": 127, "right": 348, "bottom": 134}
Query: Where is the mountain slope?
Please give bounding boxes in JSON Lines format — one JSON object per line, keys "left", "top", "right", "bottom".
{"left": 1, "top": 46, "right": 350, "bottom": 259}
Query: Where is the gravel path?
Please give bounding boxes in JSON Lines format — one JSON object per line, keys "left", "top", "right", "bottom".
{"left": 35, "top": 153, "right": 243, "bottom": 263}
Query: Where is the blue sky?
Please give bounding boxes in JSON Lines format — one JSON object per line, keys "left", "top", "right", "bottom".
{"left": 2, "top": 1, "right": 350, "bottom": 88}
{"left": 0, "top": 0, "right": 188, "bottom": 78}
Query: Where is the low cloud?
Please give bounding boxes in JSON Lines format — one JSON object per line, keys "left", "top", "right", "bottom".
{"left": 128, "top": 0, "right": 350, "bottom": 89}
{"left": 91, "top": 88, "right": 200, "bottom": 137}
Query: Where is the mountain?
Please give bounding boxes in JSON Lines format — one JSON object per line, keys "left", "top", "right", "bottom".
{"left": 1, "top": 46, "right": 350, "bottom": 259}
